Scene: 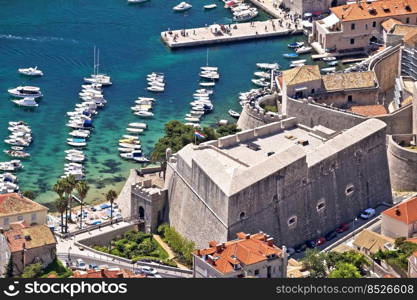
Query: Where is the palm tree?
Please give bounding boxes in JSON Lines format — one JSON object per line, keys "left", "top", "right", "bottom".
{"left": 63, "top": 175, "right": 77, "bottom": 226}
{"left": 55, "top": 197, "right": 68, "bottom": 234}
{"left": 106, "top": 190, "right": 118, "bottom": 225}
{"left": 53, "top": 181, "right": 67, "bottom": 234}
{"left": 75, "top": 181, "right": 89, "bottom": 229}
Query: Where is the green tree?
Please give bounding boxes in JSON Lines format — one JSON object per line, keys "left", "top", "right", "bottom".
{"left": 328, "top": 263, "right": 362, "bottom": 278}
{"left": 22, "top": 190, "right": 36, "bottom": 199}
{"left": 21, "top": 263, "right": 43, "bottom": 278}
{"left": 62, "top": 175, "right": 77, "bottom": 227}
{"left": 302, "top": 249, "right": 328, "bottom": 278}
{"left": 53, "top": 181, "right": 67, "bottom": 234}
{"left": 4, "top": 256, "right": 14, "bottom": 278}
{"left": 75, "top": 181, "right": 89, "bottom": 229}
{"left": 106, "top": 189, "right": 118, "bottom": 224}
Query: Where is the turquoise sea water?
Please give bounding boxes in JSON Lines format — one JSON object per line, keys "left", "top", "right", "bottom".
{"left": 0, "top": 0, "right": 306, "bottom": 207}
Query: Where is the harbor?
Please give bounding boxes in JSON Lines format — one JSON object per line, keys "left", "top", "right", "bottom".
{"left": 161, "top": 19, "right": 302, "bottom": 48}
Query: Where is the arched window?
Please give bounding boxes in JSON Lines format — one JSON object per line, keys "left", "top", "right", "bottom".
{"left": 287, "top": 216, "right": 297, "bottom": 228}
{"left": 239, "top": 212, "right": 246, "bottom": 220}
{"left": 139, "top": 206, "right": 145, "bottom": 219}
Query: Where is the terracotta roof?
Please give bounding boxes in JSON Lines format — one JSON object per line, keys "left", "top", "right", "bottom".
{"left": 353, "top": 229, "right": 394, "bottom": 255}
{"left": 382, "top": 196, "right": 417, "bottom": 225}
{"left": 281, "top": 65, "right": 321, "bottom": 86}
{"left": 0, "top": 193, "right": 48, "bottom": 217}
{"left": 381, "top": 18, "right": 403, "bottom": 31}
{"left": 4, "top": 224, "right": 56, "bottom": 253}
{"left": 73, "top": 268, "right": 145, "bottom": 278}
{"left": 407, "top": 237, "right": 417, "bottom": 244}
{"left": 331, "top": 0, "right": 417, "bottom": 22}
{"left": 350, "top": 105, "right": 387, "bottom": 116}
{"left": 322, "top": 71, "right": 377, "bottom": 92}
{"left": 194, "top": 232, "right": 282, "bottom": 274}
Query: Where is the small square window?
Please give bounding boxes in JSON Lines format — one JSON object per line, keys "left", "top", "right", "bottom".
{"left": 254, "top": 269, "right": 259, "bottom": 276}
{"left": 4, "top": 217, "right": 9, "bottom": 225}
{"left": 350, "top": 38, "right": 355, "bottom": 45}
{"left": 31, "top": 213, "right": 36, "bottom": 222}
{"left": 17, "top": 215, "right": 23, "bottom": 221}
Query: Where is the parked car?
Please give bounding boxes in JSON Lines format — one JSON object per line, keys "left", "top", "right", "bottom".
{"left": 325, "top": 230, "right": 337, "bottom": 241}
{"left": 286, "top": 247, "right": 295, "bottom": 256}
{"left": 89, "top": 263, "right": 98, "bottom": 270}
{"left": 295, "top": 243, "right": 307, "bottom": 253}
{"left": 76, "top": 259, "right": 87, "bottom": 270}
{"left": 306, "top": 239, "right": 316, "bottom": 248}
{"left": 336, "top": 223, "right": 350, "bottom": 233}
{"left": 140, "top": 266, "right": 158, "bottom": 275}
{"left": 315, "top": 237, "right": 326, "bottom": 246}
{"left": 360, "top": 208, "right": 376, "bottom": 220}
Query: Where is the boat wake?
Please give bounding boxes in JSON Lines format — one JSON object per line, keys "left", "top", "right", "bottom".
{"left": 0, "top": 33, "right": 79, "bottom": 44}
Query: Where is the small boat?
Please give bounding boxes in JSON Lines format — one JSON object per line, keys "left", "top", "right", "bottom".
{"left": 128, "top": 0, "right": 149, "bottom": 3}
{"left": 228, "top": 109, "right": 240, "bottom": 118}
{"left": 12, "top": 97, "right": 38, "bottom": 107}
{"left": 133, "top": 156, "right": 150, "bottom": 163}
{"left": 119, "top": 147, "right": 135, "bottom": 152}
{"left": 327, "top": 61, "right": 339, "bottom": 66}
{"left": 126, "top": 127, "right": 144, "bottom": 133}
{"left": 233, "top": 9, "right": 258, "bottom": 22}
{"left": 69, "top": 130, "right": 90, "bottom": 138}
{"left": 3, "top": 150, "right": 30, "bottom": 159}
{"left": 173, "top": 2, "right": 192, "bottom": 11}
{"left": 119, "top": 143, "right": 141, "bottom": 149}
{"left": 122, "top": 135, "right": 140, "bottom": 140}
{"left": 137, "top": 97, "right": 156, "bottom": 101}
{"left": 134, "top": 111, "right": 154, "bottom": 117}
{"left": 288, "top": 42, "right": 304, "bottom": 48}
{"left": 18, "top": 66, "right": 43, "bottom": 76}
{"left": 256, "top": 63, "right": 279, "bottom": 70}
{"left": 283, "top": 53, "right": 299, "bottom": 58}
{"left": 8, "top": 86, "right": 43, "bottom": 98}
{"left": 322, "top": 56, "right": 337, "bottom": 61}
{"left": 204, "top": 4, "right": 217, "bottom": 9}
{"left": 184, "top": 117, "right": 200, "bottom": 122}
{"left": 290, "top": 62, "right": 305, "bottom": 68}
{"left": 254, "top": 71, "right": 271, "bottom": 79}
{"left": 147, "top": 86, "right": 164, "bottom": 92}
{"left": 11, "top": 146, "right": 24, "bottom": 151}
{"left": 199, "top": 81, "right": 215, "bottom": 87}
{"left": 295, "top": 46, "right": 312, "bottom": 54}
{"left": 65, "top": 154, "right": 85, "bottom": 163}
{"left": 321, "top": 67, "right": 336, "bottom": 73}
{"left": 251, "top": 78, "right": 269, "bottom": 87}
{"left": 120, "top": 150, "right": 143, "bottom": 159}
{"left": 291, "top": 59, "right": 307, "bottom": 64}
{"left": 67, "top": 141, "right": 87, "bottom": 147}
{"left": 199, "top": 71, "right": 219, "bottom": 80}
{"left": 128, "top": 122, "right": 147, "bottom": 129}
{"left": 200, "top": 66, "right": 218, "bottom": 72}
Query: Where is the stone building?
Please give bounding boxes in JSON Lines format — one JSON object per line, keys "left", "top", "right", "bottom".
{"left": 0, "top": 222, "right": 56, "bottom": 276}
{"left": 193, "top": 232, "right": 287, "bottom": 278}
{"left": 0, "top": 193, "right": 48, "bottom": 230}
{"left": 311, "top": 0, "right": 417, "bottom": 54}
{"left": 281, "top": 0, "right": 345, "bottom": 15}
{"left": 164, "top": 117, "right": 392, "bottom": 248}
{"left": 381, "top": 196, "right": 417, "bottom": 239}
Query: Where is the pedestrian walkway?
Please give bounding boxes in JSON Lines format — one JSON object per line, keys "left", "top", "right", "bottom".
{"left": 153, "top": 234, "right": 190, "bottom": 270}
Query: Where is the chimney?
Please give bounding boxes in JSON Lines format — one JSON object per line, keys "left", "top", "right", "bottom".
{"left": 395, "top": 208, "right": 401, "bottom": 216}
{"left": 245, "top": 233, "right": 250, "bottom": 239}
{"left": 267, "top": 237, "right": 275, "bottom": 246}
{"left": 216, "top": 243, "right": 223, "bottom": 252}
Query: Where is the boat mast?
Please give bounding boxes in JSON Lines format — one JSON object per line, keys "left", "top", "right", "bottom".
{"left": 206, "top": 48, "right": 209, "bottom": 67}
{"left": 96, "top": 48, "right": 100, "bottom": 76}
{"left": 93, "top": 46, "right": 97, "bottom": 76}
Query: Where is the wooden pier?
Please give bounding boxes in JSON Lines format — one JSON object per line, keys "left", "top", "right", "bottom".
{"left": 161, "top": 20, "right": 302, "bottom": 49}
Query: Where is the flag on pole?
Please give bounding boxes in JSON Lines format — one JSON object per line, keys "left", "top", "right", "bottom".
{"left": 194, "top": 130, "right": 206, "bottom": 139}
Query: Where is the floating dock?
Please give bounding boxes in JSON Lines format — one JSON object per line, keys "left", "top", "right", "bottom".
{"left": 161, "top": 20, "right": 302, "bottom": 49}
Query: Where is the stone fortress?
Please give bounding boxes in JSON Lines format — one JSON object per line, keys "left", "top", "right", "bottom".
{"left": 116, "top": 4, "right": 417, "bottom": 249}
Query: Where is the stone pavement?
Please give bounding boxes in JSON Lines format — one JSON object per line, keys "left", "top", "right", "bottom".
{"left": 153, "top": 234, "right": 190, "bottom": 270}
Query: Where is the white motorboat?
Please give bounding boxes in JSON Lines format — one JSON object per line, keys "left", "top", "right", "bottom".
{"left": 322, "top": 56, "right": 337, "bottom": 61}
{"left": 228, "top": 109, "right": 240, "bottom": 118}
{"left": 66, "top": 154, "right": 85, "bottom": 162}
{"left": 256, "top": 63, "right": 279, "bottom": 70}
{"left": 18, "top": 66, "right": 43, "bottom": 76}
{"left": 200, "top": 66, "right": 218, "bottom": 72}
{"left": 147, "top": 86, "right": 164, "bottom": 92}
{"left": 128, "top": 0, "right": 149, "bottom": 3}
{"left": 133, "top": 157, "right": 150, "bottom": 163}
{"left": 195, "top": 88, "right": 213, "bottom": 94}
{"left": 69, "top": 130, "right": 90, "bottom": 138}
{"left": 173, "top": 2, "right": 192, "bottom": 11}
{"left": 184, "top": 117, "right": 200, "bottom": 122}
{"left": 291, "top": 59, "right": 307, "bottom": 64}
{"left": 296, "top": 46, "right": 312, "bottom": 54}
{"left": 12, "top": 97, "right": 38, "bottom": 107}
{"left": 204, "top": 4, "right": 217, "bottom": 9}
{"left": 119, "top": 143, "right": 141, "bottom": 149}
{"left": 65, "top": 149, "right": 84, "bottom": 155}
{"left": 122, "top": 135, "right": 140, "bottom": 141}
{"left": 233, "top": 9, "right": 258, "bottom": 22}
{"left": 288, "top": 42, "right": 304, "bottom": 48}
{"left": 251, "top": 78, "right": 269, "bottom": 87}
{"left": 134, "top": 111, "right": 154, "bottom": 117}
{"left": 8, "top": 86, "right": 43, "bottom": 98}
{"left": 199, "top": 81, "right": 215, "bottom": 87}
{"left": 0, "top": 160, "right": 23, "bottom": 172}
{"left": 128, "top": 122, "right": 147, "bottom": 129}
{"left": 4, "top": 138, "right": 30, "bottom": 147}
{"left": 148, "top": 81, "right": 165, "bottom": 87}
{"left": 199, "top": 71, "right": 219, "bottom": 80}
{"left": 254, "top": 71, "right": 271, "bottom": 79}
{"left": 126, "top": 127, "right": 144, "bottom": 133}
{"left": 290, "top": 62, "right": 305, "bottom": 68}
{"left": 120, "top": 150, "right": 143, "bottom": 159}
{"left": 137, "top": 97, "right": 156, "bottom": 101}
{"left": 3, "top": 150, "right": 30, "bottom": 159}
{"left": 321, "top": 66, "right": 336, "bottom": 73}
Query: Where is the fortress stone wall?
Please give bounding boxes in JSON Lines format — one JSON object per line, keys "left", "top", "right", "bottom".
{"left": 166, "top": 119, "right": 392, "bottom": 248}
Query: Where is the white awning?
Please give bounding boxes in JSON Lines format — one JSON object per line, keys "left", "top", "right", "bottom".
{"left": 322, "top": 14, "right": 339, "bottom": 28}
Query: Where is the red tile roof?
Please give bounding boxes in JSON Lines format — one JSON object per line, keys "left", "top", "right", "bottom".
{"left": 73, "top": 268, "right": 145, "bottom": 278}
{"left": 382, "top": 196, "right": 417, "bottom": 225}
{"left": 331, "top": 0, "right": 417, "bottom": 22}
{"left": 381, "top": 18, "right": 403, "bottom": 31}
{"left": 0, "top": 193, "right": 48, "bottom": 217}
{"left": 4, "top": 224, "right": 56, "bottom": 253}
{"left": 350, "top": 105, "right": 387, "bottom": 116}
{"left": 194, "top": 232, "right": 282, "bottom": 274}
